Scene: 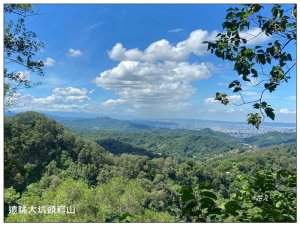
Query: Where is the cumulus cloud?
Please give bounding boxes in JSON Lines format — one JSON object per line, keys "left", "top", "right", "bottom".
{"left": 44, "top": 57, "right": 55, "bottom": 66}
{"left": 34, "top": 87, "right": 89, "bottom": 104}
{"left": 108, "top": 29, "right": 218, "bottom": 62}
{"left": 97, "top": 27, "right": 270, "bottom": 114}
{"left": 68, "top": 48, "right": 82, "bottom": 57}
{"left": 204, "top": 97, "right": 218, "bottom": 104}
{"left": 204, "top": 95, "right": 241, "bottom": 104}
{"left": 95, "top": 61, "right": 212, "bottom": 109}
{"left": 17, "top": 71, "right": 30, "bottom": 81}
{"left": 228, "top": 95, "right": 241, "bottom": 102}
{"left": 10, "top": 87, "right": 91, "bottom": 112}
{"left": 101, "top": 98, "right": 126, "bottom": 107}
{"left": 279, "top": 108, "right": 296, "bottom": 114}
{"left": 240, "top": 27, "right": 271, "bottom": 45}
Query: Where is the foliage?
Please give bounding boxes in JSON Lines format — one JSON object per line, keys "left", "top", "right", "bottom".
{"left": 4, "top": 4, "right": 44, "bottom": 109}
{"left": 204, "top": 4, "right": 296, "bottom": 128}
{"left": 4, "top": 112, "right": 107, "bottom": 191}
{"left": 72, "top": 128, "right": 242, "bottom": 161}
{"left": 4, "top": 112, "right": 297, "bottom": 222}
{"left": 243, "top": 131, "right": 296, "bottom": 147}
{"left": 178, "top": 170, "right": 296, "bottom": 222}
{"left": 224, "top": 170, "right": 296, "bottom": 222}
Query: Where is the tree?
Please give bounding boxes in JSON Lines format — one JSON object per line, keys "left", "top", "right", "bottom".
{"left": 204, "top": 4, "right": 296, "bottom": 128}
{"left": 4, "top": 4, "right": 44, "bottom": 110}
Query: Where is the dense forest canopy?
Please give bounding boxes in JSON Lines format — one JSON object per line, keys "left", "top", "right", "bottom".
{"left": 4, "top": 112, "right": 296, "bottom": 222}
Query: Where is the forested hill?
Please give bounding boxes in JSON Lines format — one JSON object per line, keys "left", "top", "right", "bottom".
{"left": 54, "top": 115, "right": 297, "bottom": 161}
{"left": 243, "top": 131, "right": 296, "bottom": 147}
{"left": 55, "top": 116, "right": 152, "bottom": 131}
{"left": 4, "top": 111, "right": 109, "bottom": 192}
{"left": 92, "top": 129, "right": 243, "bottom": 161}
{"left": 4, "top": 111, "right": 297, "bottom": 222}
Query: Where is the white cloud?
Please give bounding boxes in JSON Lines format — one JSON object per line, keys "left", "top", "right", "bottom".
{"left": 34, "top": 87, "right": 89, "bottom": 104}
{"left": 108, "top": 29, "right": 218, "bottom": 62}
{"left": 44, "top": 57, "right": 55, "bottom": 66}
{"left": 108, "top": 28, "right": 270, "bottom": 63}
{"left": 101, "top": 98, "right": 126, "bottom": 107}
{"left": 95, "top": 61, "right": 212, "bottom": 110}
{"left": 240, "top": 27, "right": 271, "bottom": 45}
{"left": 228, "top": 95, "right": 241, "bottom": 102}
{"left": 226, "top": 108, "right": 236, "bottom": 113}
{"left": 204, "top": 95, "right": 241, "bottom": 104}
{"left": 279, "top": 108, "right": 296, "bottom": 114}
{"left": 68, "top": 48, "right": 82, "bottom": 57}
{"left": 53, "top": 87, "right": 88, "bottom": 97}
{"left": 208, "top": 109, "right": 216, "bottom": 112}
{"left": 5, "top": 92, "right": 34, "bottom": 108}
{"left": 97, "top": 27, "right": 270, "bottom": 115}
{"left": 17, "top": 71, "right": 30, "bottom": 81}
{"left": 167, "top": 28, "right": 184, "bottom": 33}
{"left": 204, "top": 97, "right": 218, "bottom": 104}
{"left": 10, "top": 87, "right": 91, "bottom": 112}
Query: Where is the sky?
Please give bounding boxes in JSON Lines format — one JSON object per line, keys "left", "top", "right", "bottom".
{"left": 5, "top": 4, "right": 296, "bottom": 123}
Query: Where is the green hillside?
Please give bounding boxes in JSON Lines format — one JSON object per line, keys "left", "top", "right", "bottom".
{"left": 4, "top": 112, "right": 296, "bottom": 223}
{"left": 243, "top": 131, "right": 296, "bottom": 147}
{"left": 74, "top": 129, "right": 243, "bottom": 161}
{"left": 56, "top": 116, "right": 151, "bottom": 131}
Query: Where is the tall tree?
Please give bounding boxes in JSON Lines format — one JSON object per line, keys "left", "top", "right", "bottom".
{"left": 204, "top": 4, "right": 296, "bottom": 128}
{"left": 4, "top": 4, "right": 44, "bottom": 109}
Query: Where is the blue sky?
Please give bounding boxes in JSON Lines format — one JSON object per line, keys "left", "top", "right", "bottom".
{"left": 6, "top": 4, "right": 296, "bottom": 123}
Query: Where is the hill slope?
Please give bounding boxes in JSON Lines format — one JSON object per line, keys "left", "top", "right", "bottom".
{"left": 243, "top": 131, "right": 296, "bottom": 147}
{"left": 77, "top": 128, "right": 244, "bottom": 161}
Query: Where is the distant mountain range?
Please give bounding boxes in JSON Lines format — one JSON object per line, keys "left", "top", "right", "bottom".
{"left": 51, "top": 115, "right": 296, "bottom": 160}
{"left": 5, "top": 112, "right": 297, "bottom": 161}
{"left": 55, "top": 116, "right": 152, "bottom": 131}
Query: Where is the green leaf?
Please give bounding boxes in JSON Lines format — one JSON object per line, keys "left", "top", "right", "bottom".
{"left": 251, "top": 68, "right": 258, "bottom": 77}
{"left": 229, "top": 83, "right": 236, "bottom": 88}
{"left": 264, "top": 83, "right": 277, "bottom": 92}
{"left": 253, "top": 103, "right": 260, "bottom": 109}
{"left": 275, "top": 201, "right": 282, "bottom": 208}
{"left": 242, "top": 75, "right": 251, "bottom": 82}
{"left": 265, "top": 107, "right": 275, "bottom": 120}
{"left": 247, "top": 113, "right": 262, "bottom": 129}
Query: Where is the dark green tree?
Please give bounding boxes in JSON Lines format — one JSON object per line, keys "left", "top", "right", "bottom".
{"left": 204, "top": 4, "right": 296, "bottom": 128}
{"left": 4, "top": 4, "right": 44, "bottom": 109}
